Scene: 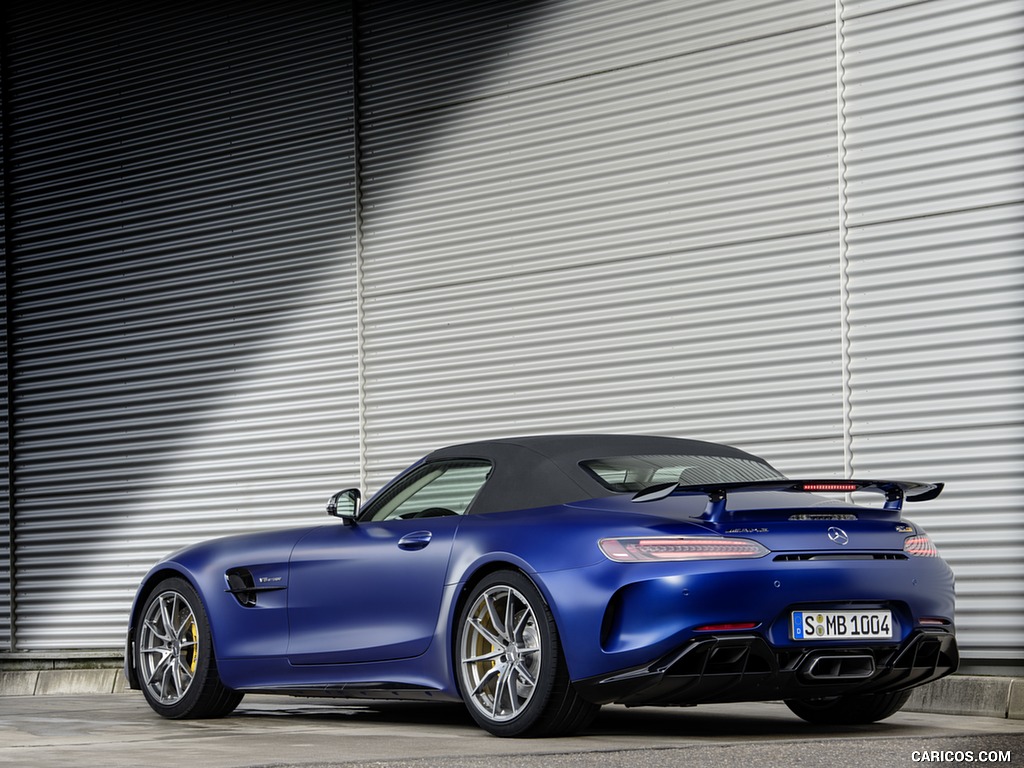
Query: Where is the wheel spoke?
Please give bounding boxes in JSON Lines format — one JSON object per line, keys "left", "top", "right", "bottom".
{"left": 503, "top": 588, "right": 515, "bottom": 644}
{"left": 471, "top": 663, "right": 501, "bottom": 697}
{"left": 174, "top": 605, "right": 195, "bottom": 637}
{"left": 463, "top": 647, "right": 503, "bottom": 664}
{"left": 484, "top": 593, "right": 507, "bottom": 641}
{"left": 146, "top": 651, "right": 171, "bottom": 686}
{"left": 512, "top": 610, "right": 531, "bottom": 642}
{"left": 171, "top": 655, "right": 184, "bottom": 697}
{"left": 502, "top": 665, "right": 523, "bottom": 716}
{"left": 161, "top": 663, "right": 175, "bottom": 699}
{"left": 490, "top": 666, "right": 508, "bottom": 717}
{"left": 159, "top": 596, "right": 175, "bottom": 638}
{"left": 468, "top": 617, "right": 503, "bottom": 649}
{"left": 513, "top": 658, "right": 537, "bottom": 688}
{"left": 144, "top": 618, "right": 172, "bottom": 643}
{"left": 174, "top": 656, "right": 194, "bottom": 692}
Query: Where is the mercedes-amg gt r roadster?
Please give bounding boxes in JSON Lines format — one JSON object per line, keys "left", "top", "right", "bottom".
{"left": 126, "top": 434, "right": 958, "bottom": 737}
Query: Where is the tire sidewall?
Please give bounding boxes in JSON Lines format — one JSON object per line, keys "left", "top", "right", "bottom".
{"left": 455, "top": 570, "right": 560, "bottom": 737}
{"left": 136, "top": 576, "right": 216, "bottom": 719}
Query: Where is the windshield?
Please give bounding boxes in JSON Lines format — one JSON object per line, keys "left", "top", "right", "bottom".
{"left": 580, "top": 453, "right": 786, "bottom": 493}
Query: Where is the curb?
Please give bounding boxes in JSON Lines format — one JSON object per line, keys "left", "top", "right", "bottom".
{"left": 0, "top": 669, "right": 130, "bottom": 696}
{"left": 906, "top": 675, "right": 1023, "bottom": 720}
{"left": 0, "top": 653, "right": 131, "bottom": 697}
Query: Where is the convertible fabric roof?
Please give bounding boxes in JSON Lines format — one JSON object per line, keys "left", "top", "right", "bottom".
{"left": 423, "top": 434, "right": 768, "bottom": 515}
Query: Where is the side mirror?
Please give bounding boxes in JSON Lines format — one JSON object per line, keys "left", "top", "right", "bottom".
{"left": 327, "top": 488, "right": 361, "bottom": 525}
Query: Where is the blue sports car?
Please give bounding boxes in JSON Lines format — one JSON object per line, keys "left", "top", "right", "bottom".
{"left": 125, "top": 435, "right": 958, "bottom": 737}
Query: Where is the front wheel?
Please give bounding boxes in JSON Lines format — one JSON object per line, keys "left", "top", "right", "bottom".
{"left": 136, "top": 576, "right": 243, "bottom": 719}
{"left": 785, "top": 690, "right": 912, "bottom": 724}
{"left": 456, "top": 570, "right": 598, "bottom": 737}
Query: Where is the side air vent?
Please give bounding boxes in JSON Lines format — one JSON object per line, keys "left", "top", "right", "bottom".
{"left": 774, "top": 553, "right": 907, "bottom": 562}
{"left": 226, "top": 568, "right": 257, "bottom": 607}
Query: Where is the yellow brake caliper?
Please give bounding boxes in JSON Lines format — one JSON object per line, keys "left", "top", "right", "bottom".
{"left": 188, "top": 619, "right": 199, "bottom": 674}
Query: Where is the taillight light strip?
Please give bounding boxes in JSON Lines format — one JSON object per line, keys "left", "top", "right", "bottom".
{"left": 599, "top": 536, "right": 769, "bottom": 563}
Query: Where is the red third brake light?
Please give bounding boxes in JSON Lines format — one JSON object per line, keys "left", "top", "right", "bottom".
{"left": 801, "top": 482, "right": 860, "bottom": 492}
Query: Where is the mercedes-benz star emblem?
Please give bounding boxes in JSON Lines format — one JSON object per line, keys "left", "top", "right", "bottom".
{"left": 827, "top": 526, "right": 850, "bottom": 545}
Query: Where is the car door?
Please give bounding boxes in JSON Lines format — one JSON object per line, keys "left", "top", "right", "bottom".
{"left": 286, "top": 460, "right": 491, "bottom": 665}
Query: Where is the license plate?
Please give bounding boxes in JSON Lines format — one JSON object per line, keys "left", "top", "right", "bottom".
{"left": 792, "top": 610, "right": 892, "bottom": 640}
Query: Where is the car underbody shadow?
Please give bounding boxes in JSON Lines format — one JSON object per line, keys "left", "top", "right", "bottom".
{"left": 229, "top": 695, "right": 913, "bottom": 739}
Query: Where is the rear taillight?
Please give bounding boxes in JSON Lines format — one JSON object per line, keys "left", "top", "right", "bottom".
{"left": 903, "top": 533, "right": 939, "bottom": 557}
{"left": 599, "top": 536, "right": 769, "bottom": 562}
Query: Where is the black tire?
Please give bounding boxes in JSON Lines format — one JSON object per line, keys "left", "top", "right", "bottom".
{"left": 785, "top": 690, "right": 912, "bottom": 724}
{"left": 455, "top": 570, "right": 599, "bottom": 737}
{"left": 136, "top": 576, "right": 243, "bottom": 719}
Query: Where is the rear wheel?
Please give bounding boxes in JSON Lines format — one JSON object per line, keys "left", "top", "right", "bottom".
{"left": 136, "top": 576, "right": 243, "bottom": 719}
{"left": 785, "top": 690, "right": 912, "bottom": 724}
{"left": 456, "top": 570, "right": 599, "bottom": 737}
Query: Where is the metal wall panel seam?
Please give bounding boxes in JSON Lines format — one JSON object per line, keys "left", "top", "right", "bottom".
{"left": 836, "top": 0, "right": 854, "bottom": 479}
{"left": 353, "top": 0, "right": 369, "bottom": 494}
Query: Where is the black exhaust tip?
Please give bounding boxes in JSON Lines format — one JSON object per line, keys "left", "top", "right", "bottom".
{"left": 802, "top": 654, "right": 876, "bottom": 680}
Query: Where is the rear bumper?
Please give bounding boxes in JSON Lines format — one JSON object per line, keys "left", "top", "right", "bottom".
{"left": 574, "top": 628, "right": 958, "bottom": 706}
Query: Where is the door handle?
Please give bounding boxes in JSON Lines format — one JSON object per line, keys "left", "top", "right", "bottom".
{"left": 398, "top": 530, "right": 432, "bottom": 551}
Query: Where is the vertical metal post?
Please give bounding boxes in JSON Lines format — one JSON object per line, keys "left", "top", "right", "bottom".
{"left": 351, "top": 0, "right": 369, "bottom": 494}
{"left": 834, "top": 0, "right": 854, "bottom": 481}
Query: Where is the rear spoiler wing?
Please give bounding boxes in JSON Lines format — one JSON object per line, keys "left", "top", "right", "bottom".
{"left": 631, "top": 479, "right": 944, "bottom": 523}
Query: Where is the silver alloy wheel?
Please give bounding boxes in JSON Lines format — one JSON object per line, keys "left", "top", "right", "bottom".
{"left": 139, "top": 589, "right": 199, "bottom": 705}
{"left": 460, "top": 584, "right": 542, "bottom": 722}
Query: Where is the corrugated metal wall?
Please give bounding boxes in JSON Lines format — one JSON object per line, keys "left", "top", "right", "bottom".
{"left": 355, "top": 0, "right": 1024, "bottom": 665}
{"left": 3, "top": 1, "right": 358, "bottom": 649}
{"left": 1, "top": 268, "right": 9, "bottom": 650}
{"left": 839, "top": 0, "right": 1024, "bottom": 663}
{"left": 1, "top": 68, "right": 10, "bottom": 647}
{"left": 0, "top": 0, "right": 1020, "bottom": 667}
{"left": 2, "top": 32, "right": 14, "bottom": 650}
{"left": 356, "top": 0, "right": 848, "bottom": 489}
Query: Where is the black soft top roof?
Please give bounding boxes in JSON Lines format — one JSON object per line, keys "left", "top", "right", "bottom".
{"left": 424, "top": 434, "right": 769, "bottom": 515}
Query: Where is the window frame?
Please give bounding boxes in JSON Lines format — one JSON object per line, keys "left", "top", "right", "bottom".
{"left": 358, "top": 459, "right": 494, "bottom": 523}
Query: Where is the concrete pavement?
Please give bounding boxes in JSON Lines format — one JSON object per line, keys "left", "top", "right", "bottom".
{"left": 0, "top": 693, "right": 1021, "bottom": 768}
